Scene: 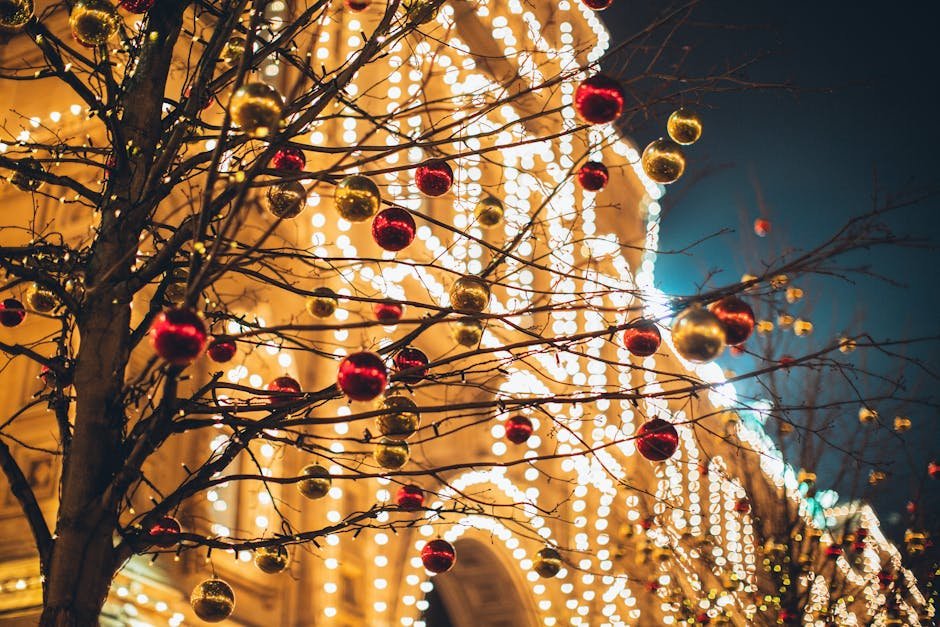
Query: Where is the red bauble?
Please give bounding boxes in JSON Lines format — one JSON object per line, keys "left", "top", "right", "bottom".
{"left": 337, "top": 351, "right": 388, "bottom": 402}
{"left": 0, "top": 298, "right": 26, "bottom": 327}
{"left": 644, "top": 580, "right": 660, "bottom": 593}
{"left": 754, "top": 218, "right": 771, "bottom": 237}
{"left": 149, "top": 308, "right": 208, "bottom": 366}
{"left": 266, "top": 376, "right": 302, "bottom": 400}
{"left": 393, "top": 346, "right": 429, "bottom": 383}
{"left": 207, "top": 338, "right": 237, "bottom": 363}
{"left": 414, "top": 159, "right": 454, "bottom": 197}
{"left": 344, "top": 0, "right": 370, "bottom": 11}
{"left": 396, "top": 484, "right": 425, "bottom": 510}
{"left": 636, "top": 418, "right": 679, "bottom": 461}
{"left": 574, "top": 74, "right": 625, "bottom": 124}
{"left": 928, "top": 461, "right": 940, "bottom": 479}
{"left": 825, "top": 545, "right": 843, "bottom": 559}
{"left": 421, "top": 539, "right": 456, "bottom": 573}
{"left": 505, "top": 415, "right": 533, "bottom": 444}
{"left": 374, "top": 300, "right": 404, "bottom": 324}
{"left": 372, "top": 208, "right": 416, "bottom": 252}
{"left": 708, "top": 296, "right": 755, "bottom": 346}
{"left": 120, "top": 0, "right": 154, "bottom": 13}
{"left": 576, "top": 161, "right": 609, "bottom": 191}
{"left": 272, "top": 147, "right": 306, "bottom": 171}
{"left": 146, "top": 515, "right": 182, "bottom": 548}
{"left": 581, "top": 0, "right": 612, "bottom": 9}
{"left": 623, "top": 321, "right": 661, "bottom": 357}
{"left": 878, "top": 570, "right": 895, "bottom": 589}
{"left": 734, "top": 497, "right": 750, "bottom": 513}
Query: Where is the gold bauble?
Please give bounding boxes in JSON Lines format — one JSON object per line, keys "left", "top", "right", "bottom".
{"left": 0, "top": 0, "right": 33, "bottom": 33}
{"left": 670, "top": 306, "right": 725, "bottom": 364}
{"left": 305, "top": 287, "right": 338, "bottom": 318}
{"left": 894, "top": 415, "right": 912, "bottom": 433}
{"left": 164, "top": 268, "right": 188, "bottom": 304}
{"left": 265, "top": 180, "right": 306, "bottom": 218}
{"left": 254, "top": 545, "right": 291, "bottom": 574}
{"left": 449, "top": 276, "right": 490, "bottom": 313}
{"left": 858, "top": 406, "right": 878, "bottom": 424}
{"left": 401, "top": 0, "right": 438, "bottom": 24}
{"left": 666, "top": 108, "right": 702, "bottom": 145}
{"left": 26, "top": 283, "right": 56, "bottom": 313}
{"left": 190, "top": 578, "right": 235, "bottom": 623}
{"left": 376, "top": 394, "right": 420, "bottom": 440}
{"left": 334, "top": 174, "right": 381, "bottom": 222}
{"left": 10, "top": 157, "right": 44, "bottom": 191}
{"left": 68, "top": 0, "right": 118, "bottom": 47}
{"left": 641, "top": 138, "right": 685, "bottom": 184}
{"left": 297, "top": 463, "right": 331, "bottom": 500}
{"left": 222, "top": 36, "right": 246, "bottom": 66}
{"left": 869, "top": 469, "right": 886, "bottom": 485}
{"left": 373, "top": 438, "right": 409, "bottom": 469}
{"left": 451, "top": 318, "right": 483, "bottom": 347}
{"left": 474, "top": 196, "right": 504, "bottom": 228}
{"left": 533, "top": 547, "right": 562, "bottom": 578}
{"left": 905, "top": 529, "right": 928, "bottom": 554}
{"left": 229, "top": 82, "right": 283, "bottom": 138}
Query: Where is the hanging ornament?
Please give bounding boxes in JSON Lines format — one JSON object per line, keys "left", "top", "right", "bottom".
{"left": 393, "top": 346, "right": 429, "bottom": 383}
{"left": 576, "top": 161, "right": 609, "bottom": 191}
{"left": 421, "top": 539, "right": 456, "bottom": 573}
{"left": 401, "top": 0, "right": 438, "bottom": 24}
{"left": 451, "top": 317, "right": 483, "bottom": 347}
{"left": 265, "top": 181, "right": 306, "bottom": 219}
{"left": 666, "top": 108, "right": 703, "bottom": 145}
{"left": 580, "top": 0, "right": 611, "bottom": 10}
{"left": 334, "top": 174, "right": 381, "bottom": 222}
{"left": 376, "top": 394, "right": 420, "bottom": 440}
{"left": 636, "top": 417, "right": 679, "bottom": 461}
{"left": 119, "top": 0, "right": 152, "bottom": 13}
{"left": 928, "top": 461, "right": 940, "bottom": 479}
{"left": 708, "top": 296, "right": 755, "bottom": 346}
{"left": 0, "top": 0, "right": 33, "bottom": 32}
{"left": 271, "top": 147, "right": 305, "bottom": 171}
{"left": 190, "top": 579, "right": 235, "bottom": 623}
{"left": 163, "top": 267, "right": 188, "bottom": 304}
{"left": 574, "top": 74, "right": 625, "bottom": 124}
{"left": 533, "top": 547, "right": 563, "bottom": 578}
{"left": 149, "top": 308, "right": 208, "bottom": 366}
{"left": 414, "top": 159, "right": 454, "bottom": 197}
{"left": 893, "top": 416, "right": 912, "bottom": 433}
{"left": 733, "top": 498, "right": 751, "bottom": 514}
{"left": 266, "top": 376, "right": 302, "bottom": 401}
{"left": 904, "top": 529, "right": 928, "bottom": 554}
{"left": 505, "top": 415, "right": 533, "bottom": 444}
{"left": 373, "top": 438, "right": 410, "bottom": 469}
{"left": 306, "top": 287, "right": 338, "bottom": 318}
{"left": 450, "top": 276, "right": 490, "bottom": 313}
{"left": 374, "top": 300, "right": 404, "bottom": 324}
{"left": 0, "top": 298, "right": 26, "bottom": 327}
{"left": 207, "top": 337, "right": 237, "bottom": 363}
{"left": 371, "top": 207, "right": 416, "bottom": 251}
{"left": 623, "top": 320, "right": 661, "bottom": 357}
{"left": 26, "top": 283, "right": 56, "bottom": 313}
{"left": 824, "top": 545, "right": 843, "bottom": 559}
{"left": 337, "top": 351, "right": 387, "bottom": 401}
{"left": 145, "top": 515, "right": 181, "bottom": 548}
{"left": 10, "top": 157, "right": 44, "bottom": 192}
{"left": 474, "top": 196, "right": 504, "bottom": 228}
{"left": 671, "top": 306, "right": 726, "bottom": 364}
{"left": 753, "top": 218, "right": 771, "bottom": 237}
{"left": 254, "top": 545, "right": 290, "bottom": 574}
{"left": 344, "top": 0, "right": 370, "bottom": 10}
{"left": 69, "top": 0, "right": 118, "bottom": 47}
{"left": 221, "top": 36, "right": 245, "bottom": 66}
{"left": 396, "top": 484, "right": 425, "bottom": 510}
{"left": 858, "top": 406, "right": 878, "bottom": 424}
{"left": 869, "top": 469, "right": 886, "bottom": 485}
{"left": 229, "top": 82, "right": 283, "bottom": 138}
{"left": 297, "top": 464, "right": 331, "bottom": 499}
{"left": 641, "top": 138, "right": 685, "bottom": 184}
{"left": 39, "top": 362, "right": 73, "bottom": 388}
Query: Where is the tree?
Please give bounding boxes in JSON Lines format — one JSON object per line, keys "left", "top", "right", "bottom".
{"left": 0, "top": 0, "right": 933, "bottom": 624}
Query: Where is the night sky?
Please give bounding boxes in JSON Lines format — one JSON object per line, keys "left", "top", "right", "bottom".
{"left": 605, "top": 1, "right": 940, "bottom": 535}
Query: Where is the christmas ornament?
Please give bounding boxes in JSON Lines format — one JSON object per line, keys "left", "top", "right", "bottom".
{"left": 505, "top": 415, "right": 533, "bottom": 444}
{"left": 451, "top": 318, "right": 483, "bottom": 346}
{"left": 344, "top": 0, "right": 370, "bottom": 10}
{"left": 393, "top": 346, "right": 429, "bottom": 383}
{"left": 190, "top": 579, "right": 235, "bottom": 623}
{"left": 414, "top": 159, "right": 454, "bottom": 197}
{"left": 266, "top": 376, "right": 302, "bottom": 401}
{"left": 793, "top": 319, "right": 813, "bottom": 336}
{"left": 254, "top": 545, "right": 290, "bottom": 574}
{"left": 10, "top": 157, "right": 44, "bottom": 192}
{"left": 265, "top": 181, "right": 306, "bottom": 219}
{"left": 221, "top": 36, "right": 245, "bottom": 66}
{"left": 26, "top": 283, "right": 56, "bottom": 313}
{"left": 395, "top": 484, "right": 425, "bottom": 510}
{"left": 0, "top": 0, "right": 33, "bottom": 32}
{"left": 164, "top": 268, "right": 188, "bottom": 304}
{"left": 271, "top": 147, "right": 305, "bottom": 171}
{"left": 580, "top": 0, "right": 611, "bottom": 10}
{"left": 858, "top": 406, "right": 878, "bottom": 424}
{"left": 450, "top": 276, "right": 490, "bottom": 313}
{"left": 401, "top": 0, "right": 438, "bottom": 24}
{"left": 533, "top": 547, "right": 562, "bottom": 578}
{"left": 576, "top": 161, "right": 609, "bottom": 191}
{"left": 39, "top": 363, "right": 73, "bottom": 388}
{"left": 753, "top": 218, "right": 771, "bottom": 237}
{"left": 574, "top": 74, "right": 625, "bottom": 124}
{"left": 666, "top": 108, "right": 703, "bottom": 145}
{"left": 421, "top": 539, "right": 456, "bottom": 573}
{"left": 119, "top": 0, "right": 152, "bottom": 13}
{"left": 641, "top": 138, "right": 685, "bottom": 184}
{"left": 904, "top": 529, "right": 928, "bottom": 554}
{"left": 708, "top": 296, "right": 755, "bottom": 346}
{"left": 145, "top": 515, "right": 181, "bottom": 548}
{"left": 785, "top": 286, "right": 804, "bottom": 303}
{"left": 824, "top": 545, "right": 843, "bottom": 559}
{"left": 928, "top": 461, "right": 940, "bottom": 479}
{"left": 869, "top": 469, "right": 886, "bottom": 485}
{"left": 474, "top": 196, "right": 504, "bottom": 228}
{"left": 893, "top": 415, "right": 911, "bottom": 432}
{"left": 338, "top": 351, "right": 387, "bottom": 401}
{"left": 334, "top": 174, "right": 381, "bottom": 222}
{"left": 371, "top": 207, "right": 416, "bottom": 251}
{"left": 623, "top": 320, "right": 661, "bottom": 357}
{"left": 374, "top": 300, "right": 404, "bottom": 324}
{"left": 733, "top": 498, "right": 750, "bottom": 514}
{"left": 373, "top": 438, "right": 409, "bottom": 469}
{"left": 229, "top": 82, "right": 283, "bottom": 138}
{"left": 298, "top": 464, "right": 331, "bottom": 499}
{"left": 69, "top": 0, "right": 118, "bottom": 47}
{"left": 207, "top": 337, "right": 237, "bottom": 363}
{"left": 306, "top": 287, "right": 338, "bottom": 318}
{"left": 376, "top": 394, "right": 420, "bottom": 440}
{"left": 0, "top": 298, "right": 26, "bottom": 327}
{"left": 671, "top": 306, "right": 726, "bottom": 364}
{"left": 636, "top": 417, "right": 679, "bottom": 461}
{"left": 149, "top": 308, "right": 208, "bottom": 366}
